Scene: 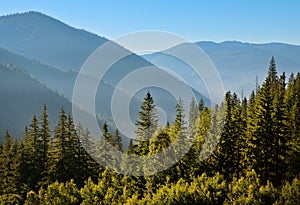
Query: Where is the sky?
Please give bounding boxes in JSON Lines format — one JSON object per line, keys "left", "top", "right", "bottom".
{"left": 0, "top": 0, "right": 299, "bottom": 44}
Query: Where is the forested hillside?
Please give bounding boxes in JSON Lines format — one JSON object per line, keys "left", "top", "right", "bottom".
{"left": 0, "top": 46, "right": 77, "bottom": 98}
{"left": 0, "top": 64, "right": 72, "bottom": 139}
{"left": 0, "top": 11, "right": 107, "bottom": 70}
{"left": 0, "top": 58, "right": 299, "bottom": 204}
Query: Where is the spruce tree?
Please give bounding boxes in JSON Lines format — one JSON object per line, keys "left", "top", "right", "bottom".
{"left": 198, "top": 98, "right": 205, "bottom": 113}
{"left": 212, "top": 92, "right": 244, "bottom": 179}
{"left": 38, "top": 105, "right": 51, "bottom": 187}
{"left": 135, "top": 91, "right": 158, "bottom": 155}
{"left": 188, "top": 97, "right": 199, "bottom": 137}
{"left": 247, "top": 57, "right": 290, "bottom": 185}
{"left": 285, "top": 73, "right": 300, "bottom": 179}
{"left": 172, "top": 98, "right": 191, "bottom": 180}
{"left": 76, "top": 124, "right": 99, "bottom": 184}
{"left": 0, "top": 131, "right": 23, "bottom": 195}
{"left": 22, "top": 115, "right": 42, "bottom": 191}
{"left": 113, "top": 129, "right": 123, "bottom": 151}
{"left": 65, "top": 113, "right": 82, "bottom": 186}
{"left": 48, "top": 108, "right": 69, "bottom": 183}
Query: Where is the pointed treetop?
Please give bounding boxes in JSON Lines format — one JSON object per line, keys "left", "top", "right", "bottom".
{"left": 198, "top": 98, "right": 205, "bottom": 112}
{"left": 5, "top": 130, "right": 11, "bottom": 140}
{"left": 267, "top": 56, "right": 278, "bottom": 83}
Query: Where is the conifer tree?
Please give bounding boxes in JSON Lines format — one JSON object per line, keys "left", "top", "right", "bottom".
{"left": 188, "top": 97, "right": 199, "bottom": 136}
{"left": 0, "top": 131, "right": 23, "bottom": 196}
{"left": 48, "top": 108, "right": 69, "bottom": 183}
{"left": 285, "top": 73, "right": 300, "bottom": 179}
{"left": 198, "top": 98, "right": 205, "bottom": 113}
{"left": 172, "top": 98, "right": 192, "bottom": 180}
{"left": 38, "top": 105, "right": 51, "bottom": 187}
{"left": 23, "top": 115, "right": 42, "bottom": 191}
{"left": 247, "top": 57, "right": 290, "bottom": 185}
{"left": 135, "top": 91, "right": 158, "bottom": 155}
{"left": 65, "top": 113, "right": 82, "bottom": 185}
{"left": 113, "top": 129, "right": 123, "bottom": 151}
{"left": 212, "top": 92, "right": 244, "bottom": 179}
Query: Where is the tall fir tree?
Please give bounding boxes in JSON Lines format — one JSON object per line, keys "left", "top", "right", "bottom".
{"left": 135, "top": 91, "right": 158, "bottom": 155}
{"left": 48, "top": 108, "right": 69, "bottom": 183}
{"left": 285, "top": 73, "right": 300, "bottom": 179}
{"left": 0, "top": 131, "right": 23, "bottom": 196}
{"left": 113, "top": 129, "right": 123, "bottom": 151}
{"left": 38, "top": 105, "right": 51, "bottom": 187}
{"left": 76, "top": 124, "right": 99, "bottom": 184}
{"left": 247, "top": 57, "right": 290, "bottom": 185}
{"left": 198, "top": 98, "right": 206, "bottom": 113}
{"left": 22, "top": 115, "right": 42, "bottom": 191}
{"left": 188, "top": 97, "right": 199, "bottom": 137}
{"left": 211, "top": 92, "right": 244, "bottom": 179}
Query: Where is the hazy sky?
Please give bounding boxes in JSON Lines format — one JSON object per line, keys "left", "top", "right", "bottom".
{"left": 1, "top": 0, "right": 299, "bottom": 44}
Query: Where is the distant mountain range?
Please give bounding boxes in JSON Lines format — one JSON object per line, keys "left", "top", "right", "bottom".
{"left": 144, "top": 41, "right": 300, "bottom": 96}
{"left": 0, "top": 11, "right": 299, "bottom": 140}
{"left": 0, "top": 11, "right": 206, "bottom": 140}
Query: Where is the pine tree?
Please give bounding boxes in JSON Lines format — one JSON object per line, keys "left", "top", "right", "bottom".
{"left": 268, "top": 56, "right": 277, "bottom": 84}
{"left": 174, "top": 98, "right": 186, "bottom": 134}
{"left": 198, "top": 98, "right": 206, "bottom": 113}
{"left": 98, "top": 122, "right": 118, "bottom": 169}
{"left": 146, "top": 126, "right": 172, "bottom": 193}
{"left": 38, "top": 105, "right": 51, "bottom": 187}
{"left": 135, "top": 91, "right": 158, "bottom": 155}
{"left": 172, "top": 98, "right": 192, "bottom": 180}
{"left": 76, "top": 124, "right": 99, "bottom": 184}
{"left": 192, "top": 107, "right": 212, "bottom": 175}
{"left": 113, "top": 129, "right": 123, "bottom": 151}
{"left": 22, "top": 115, "right": 42, "bottom": 191}
{"left": 127, "top": 139, "right": 136, "bottom": 154}
{"left": 249, "top": 70, "right": 274, "bottom": 184}
{"left": 272, "top": 73, "right": 290, "bottom": 185}
{"left": 285, "top": 73, "right": 300, "bottom": 180}
{"left": 247, "top": 57, "right": 290, "bottom": 185}
{"left": 48, "top": 108, "right": 69, "bottom": 183}
{"left": 212, "top": 92, "right": 244, "bottom": 179}
{"left": 65, "top": 113, "right": 82, "bottom": 186}
{"left": 0, "top": 131, "right": 23, "bottom": 196}
{"left": 188, "top": 97, "right": 199, "bottom": 137}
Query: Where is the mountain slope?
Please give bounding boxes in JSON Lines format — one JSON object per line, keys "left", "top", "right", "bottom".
{"left": 144, "top": 41, "right": 300, "bottom": 96}
{"left": 0, "top": 46, "right": 76, "bottom": 98}
{"left": 0, "top": 64, "right": 72, "bottom": 140}
{"left": 0, "top": 11, "right": 107, "bottom": 70}
{"left": 0, "top": 12, "right": 208, "bottom": 127}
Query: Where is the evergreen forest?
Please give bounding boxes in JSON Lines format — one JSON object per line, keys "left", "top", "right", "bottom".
{"left": 1, "top": 57, "right": 300, "bottom": 204}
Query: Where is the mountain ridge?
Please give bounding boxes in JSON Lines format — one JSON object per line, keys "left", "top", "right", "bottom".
{"left": 0, "top": 63, "right": 72, "bottom": 140}
{"left": 0, "top": 11, "right": 108, "bottom": 70}
{"left": 144, "top": 41, "right": 300, "bottom": 96}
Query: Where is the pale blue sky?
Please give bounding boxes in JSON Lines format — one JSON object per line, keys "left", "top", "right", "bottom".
{"left": 1, "top": 0, "right": 299, "bottom": 44}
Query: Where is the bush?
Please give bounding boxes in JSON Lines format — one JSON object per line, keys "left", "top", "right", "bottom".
{"left": 274, "top": 177, "right": 300, "bottom": 205}
{"left": 0, "top": 194, "right": 22, "bottom": 205}
{"left": 225, "top": 170, "right": 277, "bottom": 205}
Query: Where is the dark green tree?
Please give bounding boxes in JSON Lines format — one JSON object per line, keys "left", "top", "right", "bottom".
{"left": 198, "top": 97, "right": 206, "bottom": 113}
{"left": 48, "top": 108, "right": 69, "bottom": 183}
{"left": 22, "top": 115, "right": 42, "bottom": 191}
{"left": 135, "top": 91, "right": 158, "bottom": 155}
{"left": 113, "top": 129, "right": 123, "bottom": 151}
{"left": 212, "top": 92, "right": 245, "bottom": 180}
{"left": 247, "top": 57, "right": 290, "bottom": 185}
{"left": 38, "top": 105, "right": 51, "bottom": 187}
{"left": 0, "top": 131, "right": 23, "bottom": 197}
